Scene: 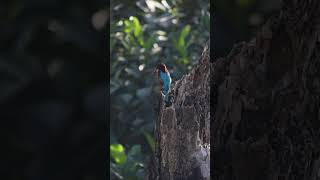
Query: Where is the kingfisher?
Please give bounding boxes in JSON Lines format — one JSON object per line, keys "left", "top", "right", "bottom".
{"left": 154, "top": 63, "right": 172, "bottom": 105}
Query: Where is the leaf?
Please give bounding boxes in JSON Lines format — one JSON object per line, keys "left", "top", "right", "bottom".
{"left": 128, "top": 145, "right": 141, "bottom": 157}
{"left": 145, "top": 0, "right": 166, "bottom": 12}
{"left": 173, "top": 25, "right": 191, "bottom": 58}
{"left": 124, "top": 20, "right": 133, "bottom": 34}
{"left": 161, "top": 0, "right": 172, "bottom": 9}
{"left": 143, "top": 131, "right": 155, "bottom": 153}
{"left": 201, "top": 10, "right": 210, "bottom": 30}
{"left": 121, "top": 145, "right": 143, "bottom": 178}
{"left": 119, "top": 93, "right": 133, "bottom": 104}
{"left": 110, "top": 36, "right": 116, "bottom": 52}
{"left": 110, "top": 79, "right": 121, "bottom": 94}
{"left": 110, "top": 144, "right": 127, "bottom": 165}
{"left": 144, "top": 35, "right": 157, "bottom": 50}
{"left": 114, "top": 65, "right": 123, "bottom": 79}
{"left": 125, "top": 67, "right": 140, "bottom": 78}
{"left": 178, "top": 25, "right": 191, "bottom": 49}
{"left": 182, "top": 57, "right": 189, "bottom": 65}
{"left": 137, "top": 36, "right": 145, "bottom": 47}
{"left": 123, "top": 16, "right": 144, "bottom": 47}
{"left": 120, "top": 35, "right": 131, "bottom": 49}
{"left": 130, "top": 16, "right": 143, "bottom": 38}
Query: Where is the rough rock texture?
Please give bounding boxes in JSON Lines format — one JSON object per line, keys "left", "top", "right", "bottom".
{"left": 212, "top": 1, "right": 320, "bottom": 180}
{"left": 150, "top": 44, "right": 210, "bottom": 180}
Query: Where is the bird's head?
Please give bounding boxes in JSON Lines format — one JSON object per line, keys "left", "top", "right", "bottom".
{"left": 154, "top": 63, "right": 168, "bottom": 74}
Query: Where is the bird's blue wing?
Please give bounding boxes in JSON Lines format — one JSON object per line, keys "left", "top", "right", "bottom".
{"left": 160, "top": 71, "right": 171, "bottom": 102}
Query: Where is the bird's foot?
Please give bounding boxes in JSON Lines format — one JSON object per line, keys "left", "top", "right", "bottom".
{"left": 164, "top": 95, "right": 174, "bottom": 107}
{"left": 165, "top": 101, "right": 172, "bottom": 107}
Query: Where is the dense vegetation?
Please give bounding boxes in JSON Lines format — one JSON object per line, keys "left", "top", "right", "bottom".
{"left": 110, "top": 0, "right": 209, "bottom": 179}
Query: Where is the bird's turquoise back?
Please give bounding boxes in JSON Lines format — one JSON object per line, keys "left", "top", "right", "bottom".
{"left": 160, "top": 71, "right": 171, "bottom": 92}
{"left": 160, "top": 71, "right": 171, "bottom": 103}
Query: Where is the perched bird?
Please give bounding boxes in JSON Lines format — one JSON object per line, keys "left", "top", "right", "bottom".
{"left": 154, "top": 63, "right": 172, "bottom": 104}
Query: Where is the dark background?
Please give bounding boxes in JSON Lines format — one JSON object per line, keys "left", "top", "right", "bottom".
{"left": 0, "top": 0, "right": 108, "bottom": 179}
{"left": 213, "top": 0, "right": 280, "bottom": 57}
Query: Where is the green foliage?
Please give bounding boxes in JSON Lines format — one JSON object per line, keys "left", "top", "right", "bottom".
{"left": 143, "top": 131, "right": 155, "bottom": 153}
{"left": 124, "top": 17, "right": 145, "bottom": 46}
{"left": 110, "top": 144, "right": 145, "bottom": 180}
{"left": 173, "top": 24, "right": 192, "bottom": 64}
{"left": 110, "top": 0, "right": 209, "bottom": 179}
{"left": 110, "top": 144, "right": 127, "bottom": 165}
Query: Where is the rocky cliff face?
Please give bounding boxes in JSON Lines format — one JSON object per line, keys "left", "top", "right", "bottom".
{"left": 150, "top": 44, "right": 210, "bottom": 180}
{"left": 212, "top": 1, "right": 320, "bottom": 179}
